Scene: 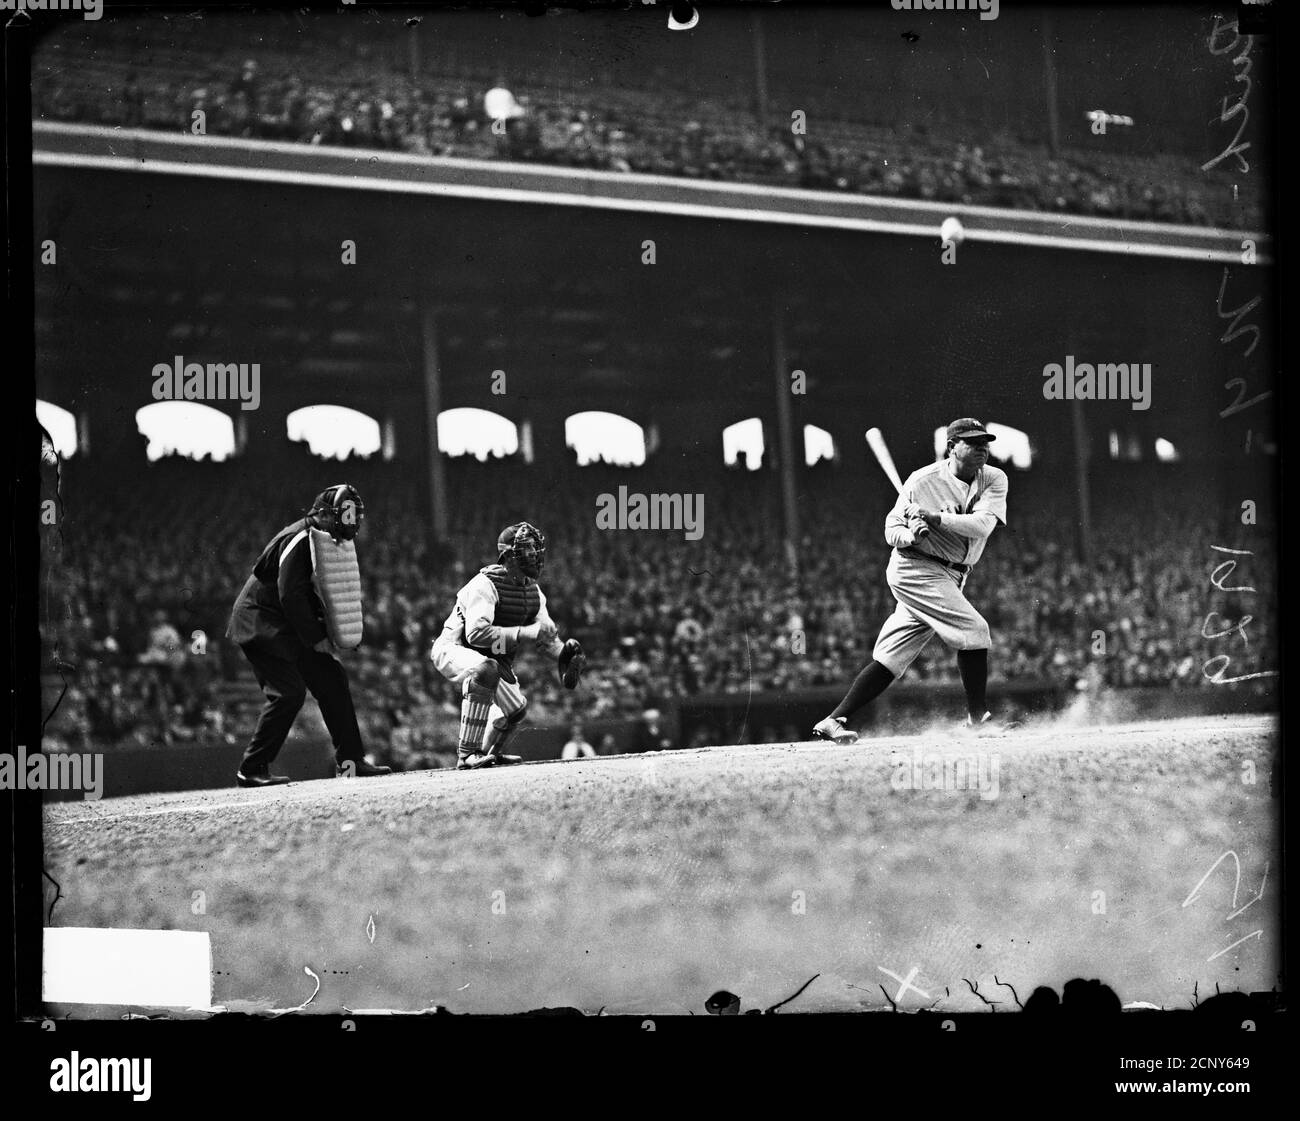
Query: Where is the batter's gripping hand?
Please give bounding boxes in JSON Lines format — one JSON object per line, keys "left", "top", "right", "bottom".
{"left": 902, "top": 502, "right": 930, "bottom": 539}
{"left": 558, "top": 638, "right": 586, "bottom": 690}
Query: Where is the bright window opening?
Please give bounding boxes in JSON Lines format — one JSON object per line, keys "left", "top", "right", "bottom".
{"left": 804, "top": 425, "right": 835, "bottom": 466}
{"left": 723, "top": 418, "right": 764, "bottom": 472}
{"left": 36, "top": 400, "right": 77, "bottom": 459}
{"left": 287, "top": 405, "right": 381, "bottom": 460}
{"left": 566, "top": 411, "right": 646, "bottom": 467}
{"left": 136, "top": 402, "right": 236, "bottom": 461}
{"left": 438, "top": 408, "right": 519, "bottom": 460}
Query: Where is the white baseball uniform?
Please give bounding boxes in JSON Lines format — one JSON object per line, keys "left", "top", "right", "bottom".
{"left": 431, "top": 571, "right": 561, "bottom": 716}
{"left": 871, "top": 458, "right": 1008, "bottom": 677}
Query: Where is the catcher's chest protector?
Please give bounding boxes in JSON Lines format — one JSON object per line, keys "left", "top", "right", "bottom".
{"left": 310, "top": 528, "right": 364, "bottom": 649}
{"left": 483, "top": 566, "right": 540, "bottom": 627}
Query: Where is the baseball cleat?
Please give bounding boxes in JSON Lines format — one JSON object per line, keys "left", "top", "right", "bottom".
{"left": 457, "top": 751, "right": 522, "bottom": 770}
{"left": 812, "top": 715, "right": 858, "bottom": 745}
{"left": 964, "top": 712, "right": 1021, "bottom": 734}
{"left": 478, "top": 751, "right": 523, "bottom": 767}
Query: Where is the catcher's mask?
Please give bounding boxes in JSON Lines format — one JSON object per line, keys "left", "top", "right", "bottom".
{"left": 310, "top": 484, "right": 365, "bottom": 542}
{"left": 498, "top": 522, "right": 546, "bottom": 578}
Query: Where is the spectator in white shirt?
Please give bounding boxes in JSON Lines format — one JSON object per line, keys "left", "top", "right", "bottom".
{"left": 562, "top": 723, "right": 597, "bottom": 760}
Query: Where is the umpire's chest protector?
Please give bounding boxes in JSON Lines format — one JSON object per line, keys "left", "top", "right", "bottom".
{"left": 310, "top": 528, "right": 365, "bottom": 649}
{"left": 482, "top": 565, "right": 541, "bottom": 627}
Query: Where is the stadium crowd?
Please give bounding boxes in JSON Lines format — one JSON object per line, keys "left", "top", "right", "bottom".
{"left": 39, "top": 449, "right": 1276, "bottom": 768}
{"left": 32, "top": 27, "right": 1258, "bottom": 229}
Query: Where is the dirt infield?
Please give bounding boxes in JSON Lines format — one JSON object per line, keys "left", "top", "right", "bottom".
{"left": 42, "top": 716, "right": 1279, "bottom": 1015}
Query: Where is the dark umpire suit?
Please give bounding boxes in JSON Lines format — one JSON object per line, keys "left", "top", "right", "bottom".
{"left": 227, "top": 517, "right": 366, "bottom": 778}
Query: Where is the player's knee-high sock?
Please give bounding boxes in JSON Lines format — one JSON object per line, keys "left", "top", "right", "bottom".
{"left": 482, "top": 689, "right": 527, "bottom": 754}
{"left": 482, "top": 680, "right": 528, "bottom": 755}
{"left": 459, "top": 687, "right": 493, "bottom": 758}
{"left": 480, "top": 703, "right": 507, "bottom": 753}
{"left": 957, "top": 648, "right": 989, "bottom": 719}
{"left": 830, "top": 660, "right": 895, "bottom": 720}
{"left": 482, "top": 709, "right": 526, "bottom": 755}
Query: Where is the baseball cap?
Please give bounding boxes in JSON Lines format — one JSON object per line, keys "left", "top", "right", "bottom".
{"left": 946, "top": 418, "right": 996, "bottom": 443}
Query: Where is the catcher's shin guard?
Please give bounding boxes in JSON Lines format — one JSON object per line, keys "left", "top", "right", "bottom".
{"left": 458, "top": 684, "right": 494, "bottom": 760}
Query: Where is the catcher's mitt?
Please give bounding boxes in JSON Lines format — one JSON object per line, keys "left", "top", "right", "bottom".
{"left": 557, "top": 638, "right": 586, "bottom": 690}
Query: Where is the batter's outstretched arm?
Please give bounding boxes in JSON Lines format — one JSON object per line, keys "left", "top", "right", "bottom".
{"left": 937, "top": 510, "right": 999, "bottom": 539}
{"left": 942, "top": 470, "right": 1008, "bottom": 539}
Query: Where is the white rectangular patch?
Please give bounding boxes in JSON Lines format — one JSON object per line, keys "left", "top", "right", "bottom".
{"left": 43, "top": 928, "right": 212, "bottom": 1008}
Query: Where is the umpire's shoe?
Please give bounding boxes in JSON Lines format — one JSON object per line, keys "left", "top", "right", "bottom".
{"left": 336, "top": 759, "right": 393, "bottom": 778}
{"left": 812, "top": 715, "right": 858, "bottom": 745}
{"left": 236, "top": 768, "right": 291, "bottom": 788}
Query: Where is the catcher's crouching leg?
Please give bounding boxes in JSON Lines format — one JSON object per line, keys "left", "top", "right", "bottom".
{"left": 456, "top": 660, "right": 499, "bottom": 769}
{"left": 480, "top": 676, "right": 528, "bottom": 765}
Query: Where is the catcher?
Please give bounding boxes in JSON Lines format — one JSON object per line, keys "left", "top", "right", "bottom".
{"left": 431, "top": 522, "right": 585, "bottom": 770}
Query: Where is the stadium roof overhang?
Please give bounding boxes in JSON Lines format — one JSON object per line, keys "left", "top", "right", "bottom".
{"left": 33, "top": 123, "right": 1272, "bottom": 459}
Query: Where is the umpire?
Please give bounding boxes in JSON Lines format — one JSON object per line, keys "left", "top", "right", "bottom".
{"left": 227, "top": 484, "right": 391, "bottom": 787}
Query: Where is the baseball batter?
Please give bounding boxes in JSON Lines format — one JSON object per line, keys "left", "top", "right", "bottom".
{"left": 814, "top": 418, "right": 1010, "bottom": 743}
{"left": 431, "top": 522, "right": 585, "bottom": 769}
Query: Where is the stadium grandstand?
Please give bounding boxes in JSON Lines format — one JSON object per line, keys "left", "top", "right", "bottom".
{"left": 37, "top": 448, "right": 1277, "bottom": 770}
{"left": 30, "top": 6, "right": 1276, "bottom": 782}
{"left": 30, "top": 7, "right": 1266, "bottom": 228}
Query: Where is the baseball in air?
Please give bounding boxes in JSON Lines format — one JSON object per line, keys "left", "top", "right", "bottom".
{"left": 940, "top": 217, "right": 965, "bottom": 246}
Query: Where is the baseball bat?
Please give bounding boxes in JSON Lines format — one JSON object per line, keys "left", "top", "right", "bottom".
{"left": 865, "top": 427, "right": 928, "bottom": 537}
